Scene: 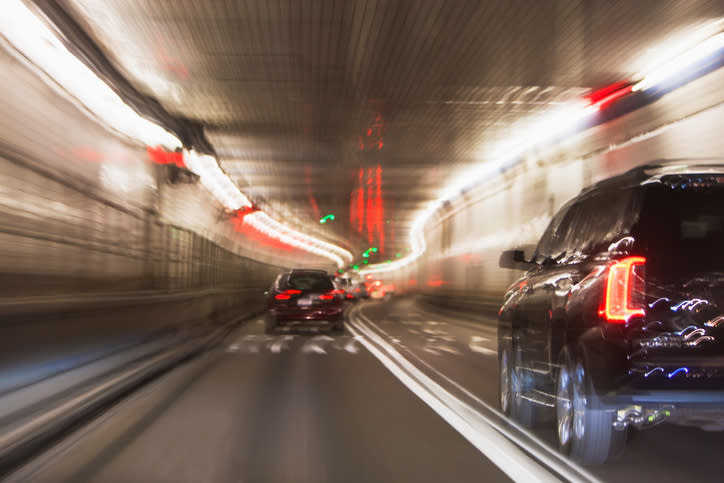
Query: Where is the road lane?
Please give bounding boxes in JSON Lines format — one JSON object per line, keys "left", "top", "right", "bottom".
{"left": 11, "top": 315, "right": 510, "bottom": 483}
{"left": 16, "top": 296, "right": 722, "bottom": 482}
{"left": 356, "top": 297, "right": 724, "bottom": 483}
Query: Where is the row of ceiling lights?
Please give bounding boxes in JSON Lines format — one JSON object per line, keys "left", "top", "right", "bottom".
{"left": 1, "top": 0, "right": 353, "bottom": 269}
{"left": 361, "top": 17, "right": 724, "bottom": 276}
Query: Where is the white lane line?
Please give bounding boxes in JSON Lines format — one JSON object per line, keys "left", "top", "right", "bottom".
{"left": 469, "top": 336, "right": 496, "bottom": 356}
{"left": 350, "top": 308, "right": 600, "bottom": 483}
{"left": 268, "top": 335, "right": 296, "bottom": 353}
{"left": 347, "top": 320, "right": 557, "bottom": 483}
{"left": 331, "top": 336, "right": 363, "bottom": 354}
{"left": 300, "top": 335, "right": 334, "bottom": 354}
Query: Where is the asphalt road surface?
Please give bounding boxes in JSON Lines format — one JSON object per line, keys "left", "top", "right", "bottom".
{"left": 9, "top": 298, "right": 724, "bottom": 482}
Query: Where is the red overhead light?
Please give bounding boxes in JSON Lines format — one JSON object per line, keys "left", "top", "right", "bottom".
{"left": 147, "top": 146, "right": 184, "bottom": 167}
{"left": 585, "top": 81, "right": 634, "bottom": 111}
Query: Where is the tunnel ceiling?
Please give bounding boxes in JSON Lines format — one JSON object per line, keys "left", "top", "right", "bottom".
{"left": 56, "top": 0, "right": 724, "bottom": 263}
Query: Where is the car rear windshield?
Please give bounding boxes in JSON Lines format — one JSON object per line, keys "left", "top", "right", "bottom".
{"left": 636, "top": 186, "right": 724, "bottom": 280}
{"left": 282, "top": 273, "right": 334, "bottom": 292}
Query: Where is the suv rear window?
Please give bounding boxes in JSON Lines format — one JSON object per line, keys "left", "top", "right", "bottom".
{"left": 559, "top": 189, "right": 635, "bottom": 259}
{"left": 636, "top": 186, "right": 724, "bottom": 279}
{"left": 534, "top": 189, "right": 635, "bottom": 264}
{"left": 282, "top": 272, "right": 334, "bottom": 292}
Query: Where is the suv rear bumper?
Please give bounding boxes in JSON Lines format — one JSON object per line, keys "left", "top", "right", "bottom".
{"left": 599, "top": 389, "right": 724, "bottom": 430}
{"left": 601, "top": 389, "right": 724, "bottom": 407}
{"left": 270, "top": 307, "right": 344, "bottom": 321}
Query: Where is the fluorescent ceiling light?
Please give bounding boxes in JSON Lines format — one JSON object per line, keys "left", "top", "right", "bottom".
{"left": 185, "top": 150, "right": 352, "bottom": 267}
{"left": 633, "top": 30, "right": 724, "bottom": 92}
{"left": 184, "top": 150, "right": 252, "bottom": 210}
{"left": 244, "top": 212, "right": 353, "bottom": 268}
{"left": 0, "top": 0, "right": 181, "bottom": 149}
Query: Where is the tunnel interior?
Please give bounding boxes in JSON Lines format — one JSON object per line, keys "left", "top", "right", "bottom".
{"left": 0, "top": 1, "right": 723, "bottom": 481}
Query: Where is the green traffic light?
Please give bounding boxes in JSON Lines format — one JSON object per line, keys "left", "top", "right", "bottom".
{"left": 319, "top": 214, "right": 335, "bottom": 224}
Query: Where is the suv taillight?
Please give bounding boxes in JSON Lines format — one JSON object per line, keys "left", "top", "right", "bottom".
{"left": 600, "top": 256, "right": 646, "bottom": 323}
{"left": 319, "top": 290, "right": 344, "bottom": 301}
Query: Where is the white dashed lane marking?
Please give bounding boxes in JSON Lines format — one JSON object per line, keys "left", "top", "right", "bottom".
{"left": 226, "top": 334, "right": 363, "bottom": 355}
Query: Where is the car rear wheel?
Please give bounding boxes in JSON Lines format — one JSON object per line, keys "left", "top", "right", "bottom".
{"left": 499, "top": 336, "right": 540, "bottom": 427}
{"left": 556, "top": 345, "right": 627, "bottom": 465}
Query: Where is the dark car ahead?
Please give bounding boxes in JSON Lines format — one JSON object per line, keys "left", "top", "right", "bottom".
{"left": 332, "top": 276, "right": 358, "bottom": 301}
{"left": 265, "top": 269, "right": 345, "bottom": 334}
{"left": 497, "top": 162, "right": 724, "bottom": 465}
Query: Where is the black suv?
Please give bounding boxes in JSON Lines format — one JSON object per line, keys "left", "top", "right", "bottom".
{"left": 497, "top": 163, "right": 724, "bottom": 465}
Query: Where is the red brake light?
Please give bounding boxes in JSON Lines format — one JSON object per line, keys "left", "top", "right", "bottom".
{"left": 319, "top": 289, "right": 344, "bottom": 301}
{"left": 601, "top": 256, "right": 646, "bottom": 323}
{"left": 274, "top": 289, "right": 301, "bottom": 300}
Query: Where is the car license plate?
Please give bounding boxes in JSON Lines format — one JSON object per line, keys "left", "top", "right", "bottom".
{"left": 297, "top": 297, "right": 313, "bottom": 307}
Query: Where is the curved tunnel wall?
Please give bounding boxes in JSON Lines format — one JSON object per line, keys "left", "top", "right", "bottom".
{"left": 413, "top": 65, "right": 724, "bottom": 313}
{"left": 0, "top": 35, "right": 301, "bottom": 391}
{"left": 0, "top": 38, "right": 293, "bottom": 297}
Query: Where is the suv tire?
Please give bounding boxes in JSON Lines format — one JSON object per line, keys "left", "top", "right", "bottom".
{"left": 556, "top": 345, "right": 627, "bottom": 465}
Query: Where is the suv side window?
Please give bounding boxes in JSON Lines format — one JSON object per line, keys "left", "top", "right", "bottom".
{"left": 561, "top": 189, "right": 635, "bottom": 259}
{"left": 534, "top": 201, "right": 574, "bottom": 264}
{"left": 273, "top": 273, "right": 289, "bottom": 291}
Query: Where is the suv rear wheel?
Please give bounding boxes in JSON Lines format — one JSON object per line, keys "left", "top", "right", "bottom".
{"left": 556, "top": 345, "right": 627, "bottom": 465}
{"left": 499, "top": 336, "right": 540, "bottom": 427}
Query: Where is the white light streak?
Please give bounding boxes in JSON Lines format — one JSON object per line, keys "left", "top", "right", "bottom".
{"left": 633, "top": 30, "right": 724, "bottom": 92}
{"left": 632, "top": 18, "right": 724, "bottom": 84}
{"left": 367, "top": 19, "right": 724, "bottom": 276}
{"left": 244, "top": 212, "right": 353, "bottom": 268}
{"left": 183, "top": 151, "right": 352, "bottom": 268}
{"left": 184, "top": 150, "right": 252, "bottom": 210}
{"left": 0, "top": 0, "right": 181, "bottom": 149}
